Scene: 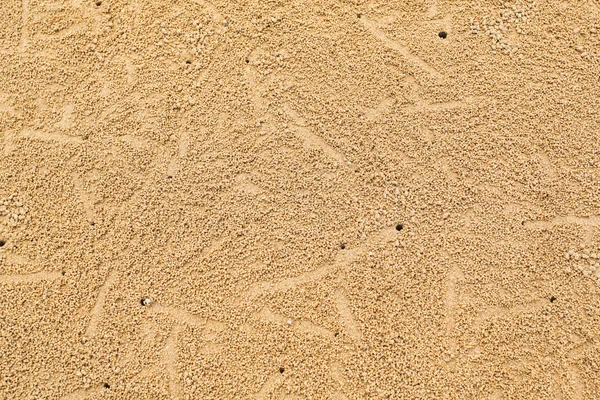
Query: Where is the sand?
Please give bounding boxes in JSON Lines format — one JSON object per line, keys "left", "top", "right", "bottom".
{"left": 1, "top": 0, "right": 600, "bottom": 398}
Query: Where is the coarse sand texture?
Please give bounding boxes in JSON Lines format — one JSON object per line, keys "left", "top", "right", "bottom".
{"left": 1, "top": 0, "right": 600, "bottom": 399}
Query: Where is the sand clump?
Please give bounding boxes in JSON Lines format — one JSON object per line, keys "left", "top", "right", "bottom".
{"left": 1, "top": 0, "right": 600, "bottom": 399}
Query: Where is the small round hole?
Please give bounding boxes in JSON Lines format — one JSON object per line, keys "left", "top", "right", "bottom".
{"left": 438, "top": 31, "right": 447, "bottom": 39}
{"left": 357, "top": 13, "right": 362, "bottom": 18}
{"left": 95, "top": 1, "right": 102, "bottom": 6}
{"left": 279, "top": 367, "right": 285, "bottom": 374}
{"left": 0, "top": 240, "right": 5, "bottom": 247}
{"left": 396, "top": 224, "right": 404, "bottom": 231}
{"left": 550, "top": 296, "right": 557, "bottom": 303}
{"left": 61, "top": 271, "right": 66, "bottom": 276}
{"left": 340, "top": 243, "right": 346, "bottom": 250}
{"left": 140, "top": 298, "right": 153, "bottom": 306}
{"left": 245, "top": 58, "right": 250, "bottom": 64}
{"left": 185, "top": 60, "right": 191, "bottom": 64}
{"left": 103, "top": 383, "right": 110, "bottom": 389}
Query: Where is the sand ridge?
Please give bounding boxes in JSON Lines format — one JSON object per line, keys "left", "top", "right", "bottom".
{"left": 1, "top": 0, "right": 600, "bottom": 398}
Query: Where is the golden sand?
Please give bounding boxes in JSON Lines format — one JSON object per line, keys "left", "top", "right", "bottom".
{"left": 1, "top": 0, "right": 600, "bottom": 398}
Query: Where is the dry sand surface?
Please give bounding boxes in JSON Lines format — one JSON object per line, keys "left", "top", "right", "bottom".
{"left": 1, "top": 0, "right": 600, "bottom": 398}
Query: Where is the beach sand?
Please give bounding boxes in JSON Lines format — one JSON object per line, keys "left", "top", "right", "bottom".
{"left": 1, "top": 0, "right": 600, "bottom": 398}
